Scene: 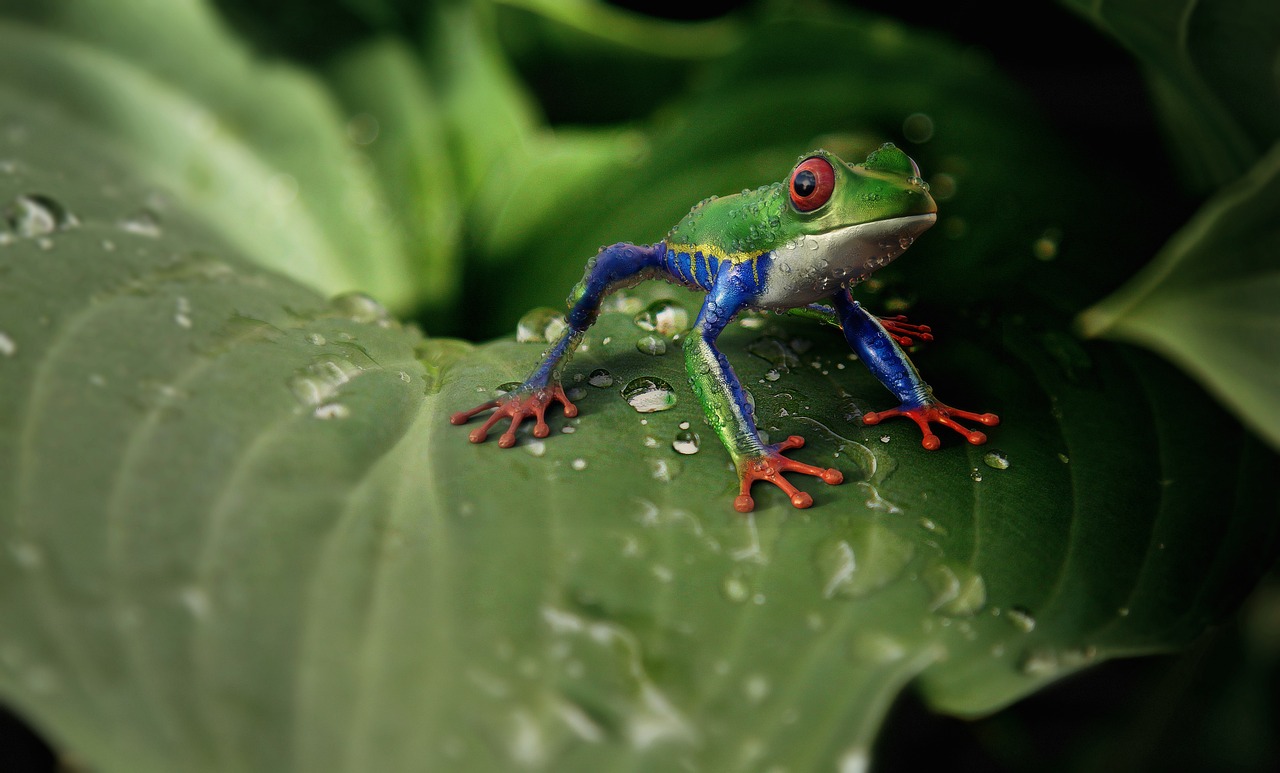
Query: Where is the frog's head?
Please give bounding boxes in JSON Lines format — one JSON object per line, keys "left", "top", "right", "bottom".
{"left": 778, "top": 144, "right": 936, "bottom": 284}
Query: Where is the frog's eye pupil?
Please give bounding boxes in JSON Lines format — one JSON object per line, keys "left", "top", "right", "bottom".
{"left": 794, "top": 170, "right": 817, "bottom": 197}
{"left": 789, "top": 156, "right": 835, "bottom": 212}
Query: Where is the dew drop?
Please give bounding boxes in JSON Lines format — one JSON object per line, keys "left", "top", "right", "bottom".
{"left": 331, "top": 291, "right": 392, "bottom": 325}
{"left": 313, "top": 402, "right": 350, "bottom": 420}
{"left": 813, "top": 524, "right": 914, "bottom": 600}
{"left": 516, "top": 307, "right": 567, "bottom": 343}
{"left": 587, "top": 368, "right": 614, "bottom": 387}
{"left": 571, "top": 458, "right": 588, "bottom": 471}
{"left": 622, "top": 376, "right": 677, "bottom": 413}
{"left": 633, "top": 299, "right": 690, "bottom": 337}
{"left": 635, "top": 335, "right": 667, "bottom": 356}
{"left": 1005, "top": 605, "right": 1036, "bottom": 633}
{"left": 721, "top": 569, "right": 751, "bottom": 603}
{"left": 0, "top": 332, "right": 15, "bottom": 357}
{"left": 982, "top": 450, "right": 1010, "bottom": 470}
{"left": 524, "top": 440, "right": 546, "bottom": 457}
{"left": 672, "top": 431, "right": 701, "bottom": 455}
{"left": 6, "top": 194, "right": 75, "bottom": 237}
{"left": 923, "top": 563, "right": 987, "bottom": 616}
{"left": 307, "top": 332, "right": 326, "bottom": 346}
{"left": 118, "top": 208, "right": 162, "bottom": 237}
{"left": 288, "top": 354, "right": 362, "bottom": 407}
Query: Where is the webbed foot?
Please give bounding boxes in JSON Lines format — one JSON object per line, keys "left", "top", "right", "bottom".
{"left": 863, "top": 401, "right": 999, "bottom": 450}
{"left": 450, "top": 384, "right": 578, "bottom": 448}
{"left": 734, "top": 435, "right": 843, "bottom": 513}
{"left": 877, "top": 314, "right": 933, "bottom": 346}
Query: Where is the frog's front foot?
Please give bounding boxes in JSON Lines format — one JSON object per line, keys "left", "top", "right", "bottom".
{"left": 734, "top": 435, "right": 843, "bottom": 513}
{"left": 863, "top": 401, "right": 999, "bottom": 450}
{"left": 450, "top": 384, "right": 578, "bottom": 448}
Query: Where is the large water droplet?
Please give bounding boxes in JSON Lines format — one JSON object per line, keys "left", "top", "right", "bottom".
{"left": 813, "top": 523, "right": 914, "bottom": 599}
{"left": 6, "top": 194, "right": 75, "bottom": 237}
{"left": 633, "top": 299, "right": 690, "bottom": 337}
{"left": 622, "top": 376, "right": 677, "bottom": 413}
{"left": 331, "top": 291, "right": 392, "bottom": 325}
{"left": 983, "top": 450, "right": 1010, "bottom": 470}
{"left": 671, "top": 430, "right": 700, "bottom": 455}
{"left": 635, "top": 335, "right": 667, "bottom": 356}
{"left": 923, "top": 563, "right": 987, "bottom": 616}
{"left": 516, "top": 307, "right": 567, "bottom": 343}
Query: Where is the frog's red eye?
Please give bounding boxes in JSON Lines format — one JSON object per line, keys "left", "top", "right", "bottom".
{"left": 789, "top": 156, "right": 835, "bottom": 212}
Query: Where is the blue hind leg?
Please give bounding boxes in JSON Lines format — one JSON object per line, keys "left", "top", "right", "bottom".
{"left": 451, "top": 242, "right": 667, "bottom": 446}
{"left": 832, "top": 290, "right": 999, "bottom": 449}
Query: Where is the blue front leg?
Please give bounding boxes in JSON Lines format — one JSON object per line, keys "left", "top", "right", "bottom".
{"left": 832, "top": 290, "right": 998, "bottom": 449}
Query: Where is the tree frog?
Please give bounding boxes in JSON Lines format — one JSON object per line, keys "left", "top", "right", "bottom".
{"left": 452, "top": 144, "right": 999, "bottom": 512}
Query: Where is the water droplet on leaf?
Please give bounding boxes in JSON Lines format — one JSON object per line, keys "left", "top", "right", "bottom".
{"left": 622, "top": 376, "right": 677, "bottom": 413}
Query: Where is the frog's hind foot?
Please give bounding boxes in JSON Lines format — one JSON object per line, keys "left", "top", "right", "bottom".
{"left": 450, "top": 384, "right": 578, "bottom": 448}
{"left": 878, "top": 314, "right": 933, "bottom": 347}
{"left": 863, "top": 402, "right": 999, "bottom": 450}
{"left": 734, "top": 435, "right": 843, "bottom": 513}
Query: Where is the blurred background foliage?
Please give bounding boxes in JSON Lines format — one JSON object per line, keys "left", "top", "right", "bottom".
{"left": 0, "top": 0, "right": 1277, "bottom": 770}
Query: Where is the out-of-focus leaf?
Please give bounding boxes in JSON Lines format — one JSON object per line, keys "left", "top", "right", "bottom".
{"left": 1079, "top": 141, "right": 1280, "bottom": 450}
{"left": 1, "top": 84, "right": 1276, "bottom": 772}
{"left": 326, "top": 39, "right": 464, "bottom": 316}
{"left": 1061, "top": 0, "right": 1280, "bottom": 189}
{"left": 0, "top": 0, "right": 418, "bottom": 309}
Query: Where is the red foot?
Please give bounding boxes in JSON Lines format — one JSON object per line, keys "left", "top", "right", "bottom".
{"left": 878, "top": 314, "right": 933, "bottom": 347}
{"left": 733, "top": 435, "right": 843, "bottom": 513}
{"left": 450, "top": 384, "right": 578, "bottom": 448}
{"left": 863, "top": 401, "right": 999, "bottom": 450}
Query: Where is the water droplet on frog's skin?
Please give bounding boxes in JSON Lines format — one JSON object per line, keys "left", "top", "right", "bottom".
{"left": 923, "top": 562, "right": 987, "bottom": 616}
{"left": 0, "top": 332, "right": 15, "bottom": 357}
{"left": 621, "top": 376, "right": 677, "bottom": 413}
{"left": 117, "top": 208, "right": 162, "bottom": 237}
{"left": 635, "top": 335, "right": 667, "bottom": 356}
{"left": 6, "top": 193, "right": 76, "bottom": 237}
{"left": 516, "top": 307, "right": 567, "bottom": 343}
{"left": 983, "top": 450, "right": 1010, "bottom": 470}
{"left": 672, "top": 430, "right": 700, "bottom": 455}
{"left": 587, "top": 368, "right": 614, "bottom": 388}
{"left": 1004, "top": 605, "right": 1036, "bottom": 632}
{"left": 633, "top": 299, "right": 690, "bottom": 337}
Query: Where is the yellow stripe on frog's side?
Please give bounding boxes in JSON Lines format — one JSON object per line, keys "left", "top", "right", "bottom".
{"left": 667, "top": 242, "right": 768, "bottom": 265}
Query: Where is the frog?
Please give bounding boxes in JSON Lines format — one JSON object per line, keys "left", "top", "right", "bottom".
{"left": 451, "top": 144, "right": 999, "bottom": 512}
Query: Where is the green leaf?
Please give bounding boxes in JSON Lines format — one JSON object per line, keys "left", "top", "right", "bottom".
{"left": 1061, "top": 0, "right": 1280, "bottom": 189}
{"left": 1080, "top": 141, "right": 1280, "bottom": 450}
{"left": 2, "top": 84, "right": 1276, "bottom": 772}
{"left": 0, "top": 0, "right": 418, "bottom": 309}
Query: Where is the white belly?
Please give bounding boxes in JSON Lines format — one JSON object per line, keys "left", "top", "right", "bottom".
{"left": 755, "top": 214, "right": 936, "bottom": 308}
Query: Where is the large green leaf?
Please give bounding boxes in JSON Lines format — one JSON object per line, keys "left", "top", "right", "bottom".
{"left": 1061, "top": 0, "right": 1280, "bottom": 190}
{"left": 1080, "top": 141, "right": 1280, "bottom": 450}
{"left": 0, "top": 0, "right": 419, "bottom": 309}
{"left": 2, "top": 82, "right": 1276, "bottom": 772}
